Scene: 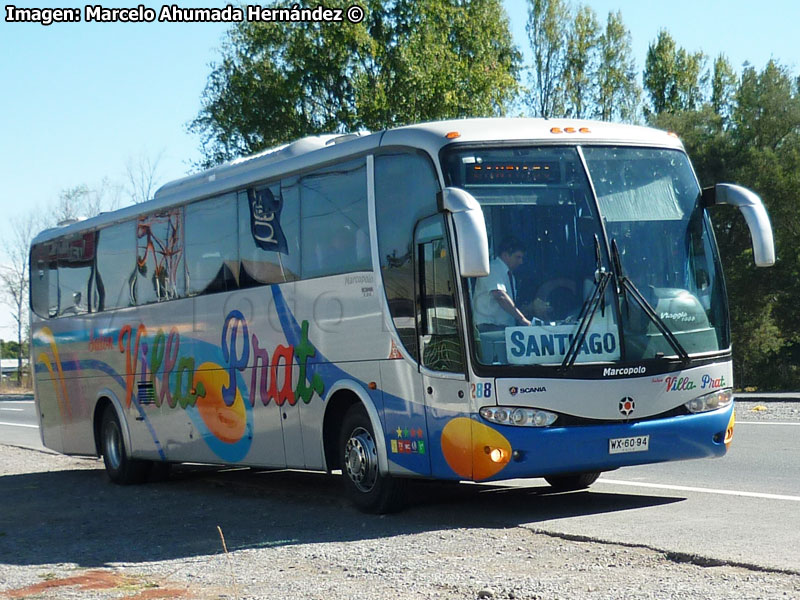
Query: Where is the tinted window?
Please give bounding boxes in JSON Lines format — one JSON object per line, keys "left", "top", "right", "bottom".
{"left": 95, "top": 222, "right": 135, "bottom": 310}
{"left": 57, "top": 232, "right": 95, "bottom": 316}
{"left": 238, "top": 179, "right": 300, "bottom": 286}
{"left": 417, "top": 215, "right": 464, "bottom": 373}
{"left": 375, "top": 151, "right": 440, "bottom": 361}
{"left": 30, "top": 242, "right": 57, "bottom": 318}
{"left": 300, "top": 158, "right": 370, "bottom": 279}
{"left": 136, "top": 208, "right": 185, "bottom": 304}
{"left": 186, "top": 193, "right": 239, "bottom": 295}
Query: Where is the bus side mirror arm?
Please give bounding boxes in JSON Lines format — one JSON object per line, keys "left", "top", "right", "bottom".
{"left": 702, "top": 183, "right": 776, "bottom": 267}
{"left": 439, "top": 187, "right": 490, "bottom": 277}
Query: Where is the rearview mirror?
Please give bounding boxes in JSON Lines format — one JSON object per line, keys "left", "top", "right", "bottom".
{"left": 703, "top": 183, "right": 775, "bottom": 267}
{"left": 439, "top": 187, "right": 490, "bottom": 277}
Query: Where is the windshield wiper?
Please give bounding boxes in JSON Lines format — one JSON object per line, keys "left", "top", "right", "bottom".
{"left": 560, "top": 236, "right": 612, "bottom": 371}
{"left": 611, "top": 239, "right": 690, "bottom": 364}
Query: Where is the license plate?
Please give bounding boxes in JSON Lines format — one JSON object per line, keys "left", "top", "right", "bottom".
{"left": 609, "top": 434, "right": 650, "bottom": 454}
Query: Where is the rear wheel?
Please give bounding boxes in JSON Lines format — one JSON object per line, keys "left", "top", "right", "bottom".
{"left": 339, "top": 405, "right": 404, "bottom": 513}
{"left": 545, "top": 471, "right": 601, "bottom": 491}
{"left": 101, "top": 407, "right": 151, "bottom": 484}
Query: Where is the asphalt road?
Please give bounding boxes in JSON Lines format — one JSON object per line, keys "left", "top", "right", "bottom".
{"left": 502, "top": 417, "right": 800, "bottom": 572}
{"left": 1, "top": 394, "right": 798, "bottom": 573}
{"left": 0, "top": 395, "right": 40, "bottom": 448}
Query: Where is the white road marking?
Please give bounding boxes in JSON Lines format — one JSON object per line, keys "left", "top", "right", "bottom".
{"left": 0, "top": 421, "right": 38, "bottom": 429}
{"left": 736, "top": 421, "right": 800, "bottom": 426}
{"left": 598, "top": 478, "right": 800, "bottom": 502}
{"left": 0, "top": 407, "right": 24, "bottom": 412}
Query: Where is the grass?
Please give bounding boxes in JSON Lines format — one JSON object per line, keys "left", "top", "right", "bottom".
{"left": 0, "top": 385, "right": 33, "bottom": 395}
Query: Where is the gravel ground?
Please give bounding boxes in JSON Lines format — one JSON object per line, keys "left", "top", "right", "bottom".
{"left": 1, "top": 403, "right": 799, "bottom": 599}
{"left": 734, "top": 399, "right": 800, "bottom": 422}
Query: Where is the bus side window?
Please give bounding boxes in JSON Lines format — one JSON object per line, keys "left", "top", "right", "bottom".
{"left": 30, "top": 243, "right": 57, "bottom": 318}
{"left": 136, "top": 209, "right": 185, "bottom": 304}
{"left": 57, "top": 232, "right": 94, "bottom": 317}
{"left": 186, "top": 193, "right": 239, "bottom": 295}
{"left": 299, "top": 158, "right": 370, "bottom": 279}
{"left": 238, "top": 181, "right": 300, "bottom": 286}
{"left": 95, "top": 221, "right": 136, "bottom": 310}
{"left": 374, "top": 150, "right": 440, "bottom": 362}
{"left": 416, "top": 215, "right": 464, "bottom": 373}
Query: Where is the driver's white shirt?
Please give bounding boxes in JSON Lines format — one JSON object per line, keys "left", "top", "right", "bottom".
{"left": 473, "top": 257, "right": 516, "bottom": 327}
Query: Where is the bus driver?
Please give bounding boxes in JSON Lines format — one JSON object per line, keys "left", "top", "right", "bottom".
{"left": 473, "top": 237, "right": 531, "bottom": 331}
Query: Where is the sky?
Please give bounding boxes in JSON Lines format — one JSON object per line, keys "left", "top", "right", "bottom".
{"left": 1, "top": 0, "right": 798, "bottom": 339}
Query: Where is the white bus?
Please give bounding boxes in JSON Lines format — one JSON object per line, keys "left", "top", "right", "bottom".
{"left": 30, "top": 118, "right": 774, "bottom": 512}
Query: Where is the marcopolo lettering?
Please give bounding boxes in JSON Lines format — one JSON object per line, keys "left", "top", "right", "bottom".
{"left": 603, "top": 366, "right": 646, "bottom": 377}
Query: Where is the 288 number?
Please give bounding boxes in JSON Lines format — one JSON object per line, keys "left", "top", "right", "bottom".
{"left": 470, "top": 382, "right": 493, "bottom": 399}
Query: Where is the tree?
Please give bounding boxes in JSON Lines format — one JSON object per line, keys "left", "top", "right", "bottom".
{"left": 733, "top": 60, "right": 800, "bottom": 151}
{"left": 647, "top": 58, "right": 800, "bottom": 389}
{"left": 1, "top": 213, "right": 36, "bottom": 386}
{"left": 710, "top": 54, "right": 737, "bottom": 124}
{"left": 562, "top": 5, "right": 599, "bottom": 119}
{"left": 595, "top": 10, "right": 639, "bottom": 122}
{"left": 54, "top": 180, "right": 123, "bottom": 224}
{"left": 190, "top": 0, "right": 520, "bottom": 167}
{"left": 643, "top": 30, "right": 706, "bottom": 117}
{"left": 126, "top": 150, "right": 164, "bottom": 203}
{"left": 358, "top": 0, "right": 521, "bottom": 128}
{"left": 525, "top": 0, "right": 569, "bottom": 118}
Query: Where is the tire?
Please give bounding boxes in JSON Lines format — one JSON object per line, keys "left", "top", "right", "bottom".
{"left": 101, "top": 407, "right": 151, "bottom": 485}
{"left": 545, "top": 471, "right": 601, "bottom": 491}
{"left": 338, "top": 405, "right": 405, "bottom": 514}
{"left": 149, "top": 460, "right": 172, "bottom": 482}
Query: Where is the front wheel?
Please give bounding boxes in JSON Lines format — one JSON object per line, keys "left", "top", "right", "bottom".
{"left": 339, "top": 405, "right": 404, "bottom": 513}
{"left": 545, "top": 471, "right": 601, "bottom": 491}
{"left": 101, "top": 407, "right": 151, "bottom": 484}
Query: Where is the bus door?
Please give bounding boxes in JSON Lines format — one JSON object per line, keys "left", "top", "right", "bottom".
{"left": 415, "top": 215, "right": 470, "bottom": 475}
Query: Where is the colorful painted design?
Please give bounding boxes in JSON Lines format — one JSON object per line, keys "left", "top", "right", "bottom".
{"left": 440, "top": 417, "right": 512, "bottom": 480}
{"left": 390, "top": 439, "right": 426, "bottom": 454}
{"left": 390, "top": 425, "right": 426, "bottom": 454}
{"left": 33, "top": 288, "right": 330, "bottom": 463}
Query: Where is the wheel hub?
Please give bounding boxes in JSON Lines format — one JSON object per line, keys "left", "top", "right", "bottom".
{"left": 105, "top": 422, "right": 122, "bottom": 470}
{"left": 344, "top": 427, "right": 378, "bottom": 493}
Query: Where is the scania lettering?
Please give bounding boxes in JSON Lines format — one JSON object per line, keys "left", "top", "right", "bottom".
{"left": 30, "top": 119, "right": 774, "bottom": 513}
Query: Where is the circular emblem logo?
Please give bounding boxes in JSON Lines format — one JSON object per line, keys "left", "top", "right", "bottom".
{"left": 619, "top": 397, "right": 635, "bottom": 416}
{"left": 509, "top": 386, "right": 518, "bottom": 396}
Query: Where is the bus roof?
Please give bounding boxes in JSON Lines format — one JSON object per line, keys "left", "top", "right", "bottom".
{"left": 32, "top": 118, "right": 683, "bottom": 246}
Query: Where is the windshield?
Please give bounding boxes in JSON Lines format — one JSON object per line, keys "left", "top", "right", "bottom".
{"left": 441, "top": 145, "right": 729, "bottom": 369}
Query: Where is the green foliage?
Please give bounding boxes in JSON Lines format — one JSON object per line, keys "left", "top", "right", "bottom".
{"left": 190, "top": 0, "right": 520, "bottom": 167}
{"left": 562, "top": 5, "right": 599, "bottom": 119}
{"left": 0, "top": 340, "right": 27, "bottom": 359}
{"left": 525, "top": 0, "right": 569, "bottom": 118}
{"left": 525, "top": 2, "right": 638, "bottom": 122}
{"left": 643, "top": 30, "right": 706, "bottom": 117}
{"left": 596, "top": 10, "right": 639, "bottom": 122}
{"left": 711, "top": 54, "right": 737, "bottom": 123}
{"left": 654, "top": 60, "right": 800, "bottom": 389}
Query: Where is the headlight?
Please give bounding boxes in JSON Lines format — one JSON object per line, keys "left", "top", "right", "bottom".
{"left": 480, "top": 406, "right": 558, "bottom": 427}
{"left": 684, "top": 388, "right": 733, "bottom": 414}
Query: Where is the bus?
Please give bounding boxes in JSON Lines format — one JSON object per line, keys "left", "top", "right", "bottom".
{"left": 30, "top": 118, "right": 774, "bottom": 513}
